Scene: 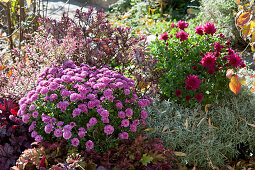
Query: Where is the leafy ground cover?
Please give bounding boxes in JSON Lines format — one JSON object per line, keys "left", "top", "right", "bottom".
{"left": 0, "top": 0, "right": 255, "bottom": 169}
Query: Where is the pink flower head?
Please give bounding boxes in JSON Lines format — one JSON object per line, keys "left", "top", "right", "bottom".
{"left": 100, "top": 109, "right": 109, "bottom": 118}
{"left": 32, "top": 111, "right": 39, "bottom": 118}
{"left": 44, "top": 124, "right": 54, "bottom": 134}
{"left": 195, "top": 25, "right": 204, "bottom": 36}
{"left": 118, "top": 111, "right": 125, "bottom": 118}
{"left": 133, "top": 119, "right": 140, "bottom": 126}
{"left": 29, "top": 104, "right": 36, "bottom": 111}
{"left": 54, "top": 129, "right": 63, "bottom": 137}
{"left": 49, "top": 82, "right": 59, "bottom": 91}
{"left": 40, "top": 87, "right": 49, "bottom": 95}
{"left": 125, "top": 108, "right": 133, "bottom": 117}
{"left": 200, "top": 52, "right": 217, "bottom": 69}
{"left": 130, "top": 124, "right": 137, "bottom": 132}
{"left": 103, "top": 89, "right": 113, "bottom": 97}
{"left": 70, "top": 93, "right": 81, "bottom": 102}
{"left": 86, "top": 140, "right": 94, "bottom": 150}
{"left": 71, "top": 138, "right": 79, "bottom": 147}
{"left": 87, "top": 101, "right": 95, "bottom": 109}
{"left": 159, "top": 32, "right": 169, "bottom": 41}
{"left": 176, "top": 30, "right": 189, "bottom": 42}
{"left": 141, "top": 110, "right": 148, "bottom": 119}
{"left": 72, "top": 108, "right": 82, "bottom": 118}
{"left": 121, "top": 119, "right": 130, "bottom": 127}
{"left": 203, "top": 22, "right": 216, "bottom": 36}
{"left": 104, "top": 125, "right": 114, "bottom": 135}
{"left": 31, "top": 131, "right": 37, "bottom": 138}
{"left": 56, "top": 121, "right": 64, "bottom": 127}
{"left": 35, "top": 135, "right": 43, "bottom": 142}
{"left": 194, "top": 93, "right": 203, "bottom": 103}
{"left": 170, "top": 23, "right": 175, "bottom": 28}
{"left": 101, "top": 117, "right": 109, "bottom": 123}
{"left": 124, "top": 89, "right": 130, "bottom": 95}
{"left": 175, "top": 89, "right": 182, "bottom": 98}
{"left": 63, "top": 130, "right": 72, "bottom": 139}
{"left": 78, "top": 130, "right": 86, "bottom": 137}
{"left": 115, "top": 102, "right": 123, "bottom": 109}
{"left": 177, "top": 20, "right": 189, "bottom": 30}
{"left": 214, "top": 42, "right": 224, "bottom": 52}
{"left": 185, "top": 75, "right": 201, "bottom": 91}
{"left": 119, "top": 132, "right": 129, "bottom": 139}
{"left": 228, "top": 53, "right": 242, "bottom": 68}
{"left": 89, "top": 117, "right": 97, "bottom": 126}
{"left": 48, "top": 67, "right": 58, "bottom": 74}
{"left": 50, "top": 94, "right": 58, "bottom": 101}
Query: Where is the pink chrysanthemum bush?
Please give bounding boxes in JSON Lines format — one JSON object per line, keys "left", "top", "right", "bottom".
{"left": 150, "top": 20, "right": 246, "bottom": 105}
{"left": 17, "top": 60, "right": 152, "bottom": 152}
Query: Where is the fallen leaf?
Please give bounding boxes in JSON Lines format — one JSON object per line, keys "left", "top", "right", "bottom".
{"left": 162, "top": 125, "right": 168, "bottom": 133}
{"left": 197, "top": 117, "right": 206, "bottom": 127}
{"left": 174, "top": 152, "right": 187, "bottom": 157}
{"left": 205, "top": 104, "right": 212, "bottom": 113}
{"left": 247, "top": 123, "right": 255, "bottom": 127}
{"left": 226, "top": 69, "right": 234, "bottom": 79}
{"left": 236, "top": 12, "right": 251, "bottom": 26}
{"left": 229, "top": 75, "right": 242, "bottom": 94}
{"left": 185, "top": 118, "right": 188, "bottom": 129}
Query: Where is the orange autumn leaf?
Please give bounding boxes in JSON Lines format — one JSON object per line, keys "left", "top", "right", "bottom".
{"left": 229, "top": 75, "right": 242, "bottom": 94}
{"left": 226, "top": 69, "right": 234, "bottom": 79}
{"left": 251, "top": 86, "right": 255, "bottom": 93}
{"left": 236, "top": 12, "right": 251, "bottom": 26}
{"left": 8, "top": 69, "right": 13, "bottom": 77}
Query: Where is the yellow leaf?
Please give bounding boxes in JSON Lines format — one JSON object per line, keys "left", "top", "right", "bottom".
{"left": 146, "top": 19, "right": 154, "bottom": 26}
{"left": 241, "top": 23, "right": 251, "bottom": 40}
{"left": 26, "top": 0, "right": 32, "bottom": 7}
{"left": 144, "top": 128, "right": 154, "bottom": 131}
{"left": 226, "top": 69, "right": 234, "bottom": 79}
{"left": 185, "top": 119, "right": 188, "bottom": 129}
{"left": 251, "top": 43, "right": 255, "bottom": 51}
{"left": 239, "top": 75, "right": 246, "bottom": 85}
{"left": 229, "top": 75, "right": 242, "bottom": 94}
{"left": 237, "top": 12, "right": 251, "bottom": 26}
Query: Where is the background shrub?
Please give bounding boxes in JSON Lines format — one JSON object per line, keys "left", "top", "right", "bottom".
{"left": 198, "top": 0, "right": 247, "bottom": 48}
{"left": 145, "top": 86, "right": 255, "bottom": 168}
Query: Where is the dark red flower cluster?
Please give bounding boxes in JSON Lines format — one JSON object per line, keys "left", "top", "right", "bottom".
{"left": 176, "top": 20, "right": 189, "bottom": 30}
{"left": 176, "top": 31, "right": 189, "bottom": 42}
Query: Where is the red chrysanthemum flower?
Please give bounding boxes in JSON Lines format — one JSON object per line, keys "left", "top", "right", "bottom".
{"left": 228, "top": 53, "right": 242, "bottom": 68}
{"left": 171, "top": 23, "right": 175, "bottom": 28}
{"left": 177, "top": 20, "right": 189, "bottom": 30}
{"left": 185, "top": 75, "right": 201, "bottom": 91}
{"left": 175, "top": 89, "right": 182, "bottom": 98}
{"left": 203, "top": 22, "right": 216, "bottom": 36}
{"left": 185, "top": 96, "right": 192, "bottom": 102}
{"left": 195, "top": 25, "right": 204, "bottom": 36}
{"left": 200, "top": 53, "right": 217, "bottom": 69}
{"left": 194, "top": 93, "right": 203, "bottom": 103}
{"left": 207, "top": 68, "right": 215, "bottom": 75}
{"left": 214, "top": 42, "right": 224, "bottom": 52}
{"left": 176, "top": 31, "right": 189, "bottom": 42}
{"left": 159, "top": 32, "right": 169, "bottom": 41}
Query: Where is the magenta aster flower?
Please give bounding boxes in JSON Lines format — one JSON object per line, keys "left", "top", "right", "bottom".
{"left": 70, "top": 93, "right": 81, "bottom": 102}
{"left": 119, "top": 132, "right": 129, "bottom": 139}
{"left": 130, "top": 124, "right": 137, "bottom": 132}
{"left": 200, "top": 53, "right": 217, "bottom": 69}
{"left": 31, "top": 131, "right": 37, "bottom": 138}
{"left": 185, "top": 75, "right": 201, "bottom": 91}
{"left": 159, "top": 32, "right": 169, "bottom": 41}
{"left": 54, "top": 129, "right": 63, "bottom": 137}
{"left": 50, "top": 94, "right": 58, "bottom": 101}
{"left": 104, "top": 125, "right": 114, "bottom": 135}
{"left": 71, "top": 138, "right": 79, "bottom": 147}
{"left": 44, "top": 124, "right": 54, "bottom": 134}
{"left": 118, "top": 111, "right": 125, "bottom": 118}
{"left": 177, "top": 20, "right": 189, "bottom": 30}
{"left": 86, "top": 140, "right": 94, "bottom": 150}
{"left": 103, "top": 89, "right": 113, "bottom": 97}
{"left": 32, "top": 111, "right": 39, "bottom": 118}
{"left": 141, "top": 110, "right": 148, "bottom": 119}
{"left": 125, "top": 108, "right": 133, "bottom": 117}
{"left": 115, "top": 102, "right": 123, "bottom": 109}
{"left": 35, "top": 135, "right": 43, "bottom": 142}
{"left": 63, "top": 130, "right": 72, "bottom": 139}
{"left": 40, "top": 87, "right": 49, "bottom": 95}
{"left": 78, "top": 131, "right": 86, "bottom": 138}
{"left": 89, "top": 117, "right": 97, "bottom": 126}
{"left": 194, "top": 93, "right": 203, "bottom": 103}
{"left": 49, "top": 82, "right": 59, "bottom": 91}
{"left": 228, "top": 53, "right": 242, "bottom": 68}
{"left": 203, "top": 22, "right": 216, "bottom": 36}
{"left": 121, "top": 119, "right": 130, "bottom": 127}
{"left": 176, "top": 30, "right": 189, "bottom": 42}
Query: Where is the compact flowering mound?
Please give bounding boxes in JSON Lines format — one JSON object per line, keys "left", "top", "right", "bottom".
{"left": 17, "top": 60, "right": 152, "bottom": 152}
{"left": 150, "top": 20, "right": 245, "bottom": 105}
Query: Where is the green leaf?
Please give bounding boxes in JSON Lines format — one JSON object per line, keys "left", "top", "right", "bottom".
{"left": 140, "top": 154, "right": 153, "bottom": 166}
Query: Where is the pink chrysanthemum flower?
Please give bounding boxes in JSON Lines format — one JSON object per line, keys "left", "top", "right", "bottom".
{"left": 176, "top": 31, "right": 189, "bottom": 42}
{"left": 195, "top": 25, "right": 204, "bottom": 36}
{"left": 185, "top": 75, "right": 201, "bottom": 91}
{"left": 159, "top": 32, "right": 169, "bottom": 41}
{"left": 203, "top": 22, "right": 216, "bottom": 36}
{"left": 176, "top": 20, "right": 189, "bottom": 30}
{"left": 228, "top": 53, "right": 242, "bottom": 68}
{"left": 200, "top": 53, "right": 217, "bottom": 69}
{"left": 174, "top": 89, "right": 182, "bottom": 98}
{"left": 194, "top": 93, "right": 203, "bottom": 103}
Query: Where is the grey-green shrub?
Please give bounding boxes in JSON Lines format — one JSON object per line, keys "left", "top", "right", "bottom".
{"left": 198, "top": 0, "right": 247, "bottom": 48}
{"left": 145, "top": 87, "right": 255, "bottom": 168}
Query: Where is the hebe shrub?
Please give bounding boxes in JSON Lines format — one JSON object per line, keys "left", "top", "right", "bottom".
{"left": 150, "top": 20, "right": 246, "bottom": 105}
{"left": 18, "top": 60, "right": 152, "bottom": 152}
{"left": 0, "top": 97, "right": 33, "bottom": 169}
